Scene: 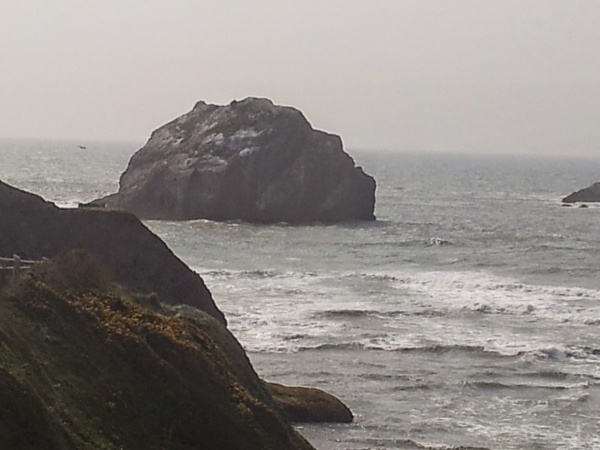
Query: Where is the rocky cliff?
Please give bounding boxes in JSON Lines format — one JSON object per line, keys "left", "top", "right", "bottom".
{"left": 0, "top": 180, "right": 225, "bottom": 323}
{"left": 0, "top": 253, "right": 314, "bottom": 450}
{"left": 91, "top": 97, "right": 376, "bottom": 223}
{"left": 562, "top": 181, "right": 600, "bottom": 203}
{"left": 0, "top": 180, "right": 353, "bottom": 448}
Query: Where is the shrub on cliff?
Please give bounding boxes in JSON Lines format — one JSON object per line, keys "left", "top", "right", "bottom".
{"left": 0, "top": 251, "right": 313, "bottom": 450}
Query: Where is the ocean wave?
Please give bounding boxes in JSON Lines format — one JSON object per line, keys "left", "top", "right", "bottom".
{"left": 382, "top": 309, "right": 446, "bottom": 318}
{"left": 207, "top": 266, "right": 600, "bottom": 322}
{"left": 427, "top": 237, "right": 453, "bottom": 246}
{"left": 205, "top": 269, "right": 284, "bottom": 280}
{"left": 293, "top": 342, "right": 521, "bottom": 358}
{"left": 353, "top": 437, "right": 491, "bottom": 450}
{"left": 521, "top": 370, "right": 570, "bottom": 380}
{"left": 388, "top": 269, "right": 600, "bottom": 323}
{"left": 281, "top": 333, "right": 309, "bottom": 341}
{"left": 350, "top": 236, "right": 456, "bottom": 249}
{"left": 241, "top": 269, "right": 285, "bottom": 279}
{"left": 299, "top": 342, "right": 367, "bottom": 352}
{"left": 315, "top": 309, "right": 375, "bottom": 319}
{"left": 201, "top": 268, "right": 320, "bottom": 281}
{"left": 356, "top": 273, "right": 398, "bottom": 282}
{"left": 519, "top": 369, "right": 600, "bottom": 386}
{"left": 399, "top": 344, "right": 485, "bottom": 354}
{"left": 391, "top": 383, "right": 437, "bottom": 392}
{"left": 465, "top": 380, "right": 590, "bottom": 391}
{"left": 396, "top": 344, "right": 517, "bottom": 357}
{"left": 207, "top": 265, "right": 600, "bottom": 361}
{"left": 402, "top": 342, "right": 598, "bottom": 363}
{"left": 200, "top": 269, "right": 234, "bottom": 279}
{"left": 257, "top": 338, "right": 600, "bottom": 366}
{"left": 359, "top": 372, "right": 413, "bottom": 382}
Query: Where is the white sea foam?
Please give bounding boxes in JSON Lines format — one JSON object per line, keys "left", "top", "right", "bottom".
{"left": 389, "top": 269, "right": 600, "bottom": 318}
{"left": 201, "top": 265, "right": 600, "bottom": 363}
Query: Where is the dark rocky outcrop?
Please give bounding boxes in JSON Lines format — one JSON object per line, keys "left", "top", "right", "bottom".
{"left": 90, "top": 97, "right": 376, "bottom": 223}
{"left": 0, "top": 254, "right": 314, "bottom": 449}
{"left": 562, "top": 182, "right": 600, "bottom": 203}
{"left": 266, "top": 382, "right": 354, "bottom": 423}
{"left": 0, "top": 180, "right": 354, "bottom": 447}
{"left": 0, "top": 180, "right": 225, "bottom": 323}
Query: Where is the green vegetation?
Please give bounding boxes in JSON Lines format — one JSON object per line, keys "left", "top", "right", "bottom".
{"left": 0, "top": 250, "right": 313, "bottom": 450}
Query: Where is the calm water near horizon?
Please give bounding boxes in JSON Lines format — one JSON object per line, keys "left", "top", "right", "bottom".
{"left": 2, "top": 138, "right": 600, "bottom": 449}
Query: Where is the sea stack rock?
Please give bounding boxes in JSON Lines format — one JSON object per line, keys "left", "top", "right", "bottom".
{"left": 562, "top": 182, "right": 600, "bottom": 203}
{"left": 93, "top": 97, "right": 376, "bottom": 223}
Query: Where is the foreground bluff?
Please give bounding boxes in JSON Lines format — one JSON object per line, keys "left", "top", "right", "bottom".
{"left": 0, "top": 181, "right": 352, "bottom": 441}
{"left": 93, "top": 97, "right": 376, "bottom": 223}
{"left": 0, "top": 180, "right": 225, "bottom": 323}
{"left": 0, "top": 253, "right": 316, "bottom": 449}
{"left": 562, "top": 182, "right": 600, "bottom": 203}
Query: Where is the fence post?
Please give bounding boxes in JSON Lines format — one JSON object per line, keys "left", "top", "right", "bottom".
{"left": 12, "top": 254, "right": 21, "bottom": 280}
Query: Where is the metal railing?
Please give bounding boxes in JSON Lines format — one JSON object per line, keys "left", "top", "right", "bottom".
{"left": 0, "top": 255, "right": 39, "bottom": 281}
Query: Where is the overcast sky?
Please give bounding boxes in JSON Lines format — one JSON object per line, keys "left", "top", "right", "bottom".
{"left": 2, "top": 1, "right": 599, "bottom": 156}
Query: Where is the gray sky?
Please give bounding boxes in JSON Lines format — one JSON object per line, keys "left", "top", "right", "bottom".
{"left": 2, "top": 1, "right": 599, "bottom": 156}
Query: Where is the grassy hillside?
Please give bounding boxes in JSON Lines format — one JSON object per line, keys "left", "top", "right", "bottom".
{"left": 0, "top": 251, "right": 313, "bottom": 450}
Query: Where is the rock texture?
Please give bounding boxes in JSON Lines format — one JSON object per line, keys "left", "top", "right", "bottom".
{"left": 0, "top": 180, "right": 354, "bottom": 447}
{"left": 0, "top": 180, "right": 225, "bottom": 323}
{"left": 562, "top": 182, "right": 600, "bottom": 203}
{"left": 0, "top": 254, "right": 315, "bottom": 450}
{"left": 266, "top": 382, "right": 354, "bottom": 423}
{"left": 92, "top": 97, "right": 376, "bottom": 223}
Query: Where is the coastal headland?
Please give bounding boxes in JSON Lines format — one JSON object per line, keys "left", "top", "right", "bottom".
{"left": 0, "top": 180, "right": 352, "bottom": 449}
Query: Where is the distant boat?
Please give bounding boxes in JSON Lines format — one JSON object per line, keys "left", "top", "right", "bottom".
{"left": 77, "top": 145, "right": 87, "bottom": 150}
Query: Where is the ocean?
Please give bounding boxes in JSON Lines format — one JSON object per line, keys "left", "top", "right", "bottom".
{"left": 1, "top": 138, "right": 600, "bottom": 449}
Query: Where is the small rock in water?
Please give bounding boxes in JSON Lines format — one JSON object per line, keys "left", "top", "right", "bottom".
{"left": 475, "top": 304, "right": 492, "bottom": 313}
{"left": 562, "top": 181, "right": 600, "bottom": 203}
{"left": 541, "top": 347, "right": 567, "bottom": 361}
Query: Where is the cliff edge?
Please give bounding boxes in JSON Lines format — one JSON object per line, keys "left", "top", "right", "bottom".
{"left": 0, "top": 180, "right": 225, "bottom": 323}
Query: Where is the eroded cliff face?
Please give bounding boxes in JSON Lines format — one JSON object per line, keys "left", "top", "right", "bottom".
{"left": 0, "top": 180, "right": 225, "bottom": 323}
{"left": 93, "top": 97, "right": 376, "bottom": 223}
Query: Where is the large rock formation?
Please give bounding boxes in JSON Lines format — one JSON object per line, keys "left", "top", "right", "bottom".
{"left": 562, "top": 182, "right": 600, "bottom": 203}
{"left": 92, "top": 97, "right": 376, "bottom": 223}
{"left": 0, "top": 179, "right": 225, "bottom": 323}
{"left": 0, "top": 180, "right": 354, "bottom": 447}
